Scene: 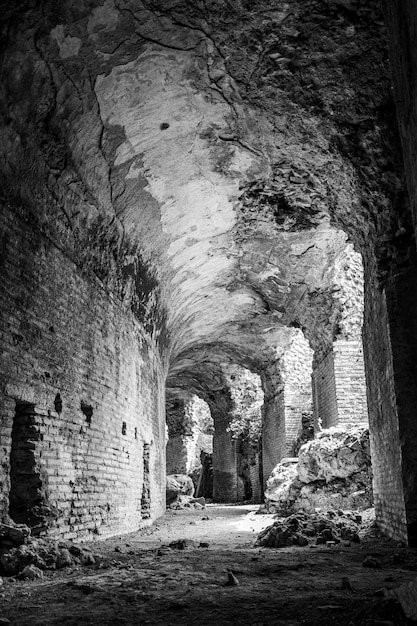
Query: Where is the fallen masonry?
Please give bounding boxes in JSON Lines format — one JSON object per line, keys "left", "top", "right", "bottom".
{"left": 264, "top": 427, "right": 373, "bottom": 515}
{"left": 0, "top": 523, "right": 96, "bottom": 579}
{"left": 255, "top": 510, "right": 362, "bottom": 548}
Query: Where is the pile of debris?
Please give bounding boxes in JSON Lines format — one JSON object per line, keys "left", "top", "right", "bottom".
{"left": 264, "top": 427, "right": 372, "bottom": 514}
{"left": 0, "top": 522, "right": 95, "bottom": 579}
{"left": 256, "top": 510, "right": 361, "bottom": 548}
{"left": 166, "top": 474, "right": 206, "bottom": 509}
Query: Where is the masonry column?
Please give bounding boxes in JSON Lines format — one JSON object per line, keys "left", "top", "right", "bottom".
{"left": 207, "top": 388, "right": 237, "bottom": 503}
{"left": 261, "top": 365, "right": 285, "bottom": 490}
{"left": 312, "top": 339, "right": 368, "bottom": 430}
{"left": 165, "top": 392, "right": 194, "bottom": 475}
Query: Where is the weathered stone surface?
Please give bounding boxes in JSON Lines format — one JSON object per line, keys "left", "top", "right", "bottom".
{"left": 19, "top": 564, "right": 43, "bottom": 580}
{"left": 265, "top": 428, "right": 373, "bottom": 514}
{"left": 0, "top": 545, "right": 39, "bottom": 576}
{"left": 0, "top": 523, "right": 31, "bottom": 547}
{"left": 297, "top": 428, "right": 371, "bottom": 484}
{"left": 56, "top": 548, "right": 73, "bottom": 569}
{"left": 166, "top": 474, "right": 195, "bottom": 505}
{"left": 256, "top": 511, "right": 361, "bottom": 548}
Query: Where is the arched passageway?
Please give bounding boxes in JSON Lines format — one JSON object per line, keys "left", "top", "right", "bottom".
{"left": 0, "top": 0, "right": 417, "bottom": 549}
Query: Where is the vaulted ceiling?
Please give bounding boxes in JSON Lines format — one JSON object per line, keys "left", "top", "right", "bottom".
{"left": 0, "top": 0, "right": 406, "bottom": 387}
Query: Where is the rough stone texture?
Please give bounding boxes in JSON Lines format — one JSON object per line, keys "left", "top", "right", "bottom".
{"left": 265, "top": 428, "right": 373, "bottom": 514}
{"left": 255, "top": 510, "right": 361, "bottom": 548}
{"left": 0, "top": 0, "right": 416, "bottom": 544}
{"left": 281, "top": 330, "right": 313, "bottom": 455}
{"left": 312, "top": 339, "right": 368, "bottom": 430}
{"left": 166, "top": 474, "right": 194, "bottom": 506}
{"left": 297, "top": 428, "right": 370, "bottom": 484}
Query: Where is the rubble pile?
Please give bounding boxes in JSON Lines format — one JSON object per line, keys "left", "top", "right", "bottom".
{"left": 255, "top": 510, "right": 362, "bottom": 548}
{"left": 265, "top": 427, "right": 373, "bottom": 514}
{"left": 0, "top": 522, "right": 95, "bottom": 579}
{"left": 166, "top": 474, "right": 206, "bottom": 509}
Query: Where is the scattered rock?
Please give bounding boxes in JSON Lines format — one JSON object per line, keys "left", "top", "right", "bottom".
{"left": 56, "top": 548, "right": 73, "bottom": 569}
{"left": 169, "top": 539, "right": 196, "bottom": 550}
{"left": 0, "top": 618, "right": 11, "bottom": 625}
{"left": 0, "top": 523, "right": 31, "bottom": 547}
{"left": 166, "top": 474, "right": 195, "bottom": 505}
{"left": 256, "top": 511, "right": 361, "bottom": 548}
{"left": 19, "top": 564, "right": 43, "bottom": 580}
{"left": 190, "top": 497, "right": 206, "bottom": 508}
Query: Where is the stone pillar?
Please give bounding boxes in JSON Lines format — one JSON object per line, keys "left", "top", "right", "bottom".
{"left": 312, "top": 339, "right": 368, "bottom": 430}
{"left": 281, "top": 331, "right": 313, "bottom": 455}
{"left": 261, "top": 368, "right": 286, "bottom": 490}
{"left": 212, "top": 425, "right": 237, "bottom": 502}
{"left": 165, "top": 395, "right": 192, "bottom": 475}
{"left": 207, "top": 388, "right": 238, "bottom": 503}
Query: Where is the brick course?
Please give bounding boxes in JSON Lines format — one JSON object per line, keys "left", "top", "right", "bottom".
{"left": 0, "top": 205, "right": 166, "bottom": 538}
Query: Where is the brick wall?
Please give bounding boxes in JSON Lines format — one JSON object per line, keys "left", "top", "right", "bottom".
{"left": 312, "top": 349, "right": 338, "bottom": 429}
{"left": 384, "top": 1, "right": 417, "bottom": 546}
{"left": 0, "top": 205, "right": 166, "bottom": 539}
{"left": 282, "top": 331, "right": 313, "bottom": 455}
{"left": 334, "top": 340, "right": 368, "bottom": 428}
{"left": 362, "top": 256, "right": 407, "bottom": 543}
{"left": 261, "top": 365, "right": 286, "bottom": 489}
{"left": 312, "top": 340, "right": 368, "bottom": 431}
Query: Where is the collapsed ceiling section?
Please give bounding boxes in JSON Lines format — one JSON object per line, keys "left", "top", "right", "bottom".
{"left": 0, "top": 0, "right": 404, "bottom": 379}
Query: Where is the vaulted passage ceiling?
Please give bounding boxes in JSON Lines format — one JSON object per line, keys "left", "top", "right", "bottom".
{"left": 0, "top": 0, "right": 408, "bottom": 384}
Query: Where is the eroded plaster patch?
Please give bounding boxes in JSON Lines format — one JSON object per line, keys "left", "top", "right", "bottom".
{"left": 50, "top": 25, "right": 81, "bottom": 59}
{"left": 95, "top": 45, "right": 270, "bottom": 348}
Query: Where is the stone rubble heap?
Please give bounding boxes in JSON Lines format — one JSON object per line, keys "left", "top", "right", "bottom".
{"left": 264, "top": 427, "right": 372, "bottom": 515}
{"left": 166, "top": 474, "right": 206, "bottom": 509}
{"left": 0, "top": 522, "right": 95, "bottom": 579}
{"left": 255, "top": 510, "right": 362, "bottom": 548}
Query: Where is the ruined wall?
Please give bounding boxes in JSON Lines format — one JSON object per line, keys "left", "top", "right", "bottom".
{"left": 261, "top": 365, "right": 286, "bottom": 490}
{"left": 0, "top": 204, "right": 166, "bottom": 539}
{"left": 362, "top": 256, "right": 407, "bottom": 543}
{"left": 312, "top": 350, "right": 338, "bottom": 430}
{"left": 312, "top": 340, "right": 368, "bottom": 431}
{"left": 384, "top": 0, "right": 417, "bottom": 546}
{"left": 281, "top": 331, "right": 313, "bottom": 455}
{"left": 334, "top": 340, "right": 368, "bottom": 428}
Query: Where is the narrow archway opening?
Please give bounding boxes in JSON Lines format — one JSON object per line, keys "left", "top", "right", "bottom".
{"left": 165, "top": 392, "right": 214, "bottom": 501}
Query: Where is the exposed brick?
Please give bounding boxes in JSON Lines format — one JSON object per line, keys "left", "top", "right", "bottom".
{"left": 0, "top": 206, "right": 166, "bottom": 539}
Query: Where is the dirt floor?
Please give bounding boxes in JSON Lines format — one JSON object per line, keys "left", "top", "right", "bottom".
{"left": 1, "top": 505, "right": 417, "bottom": 625}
